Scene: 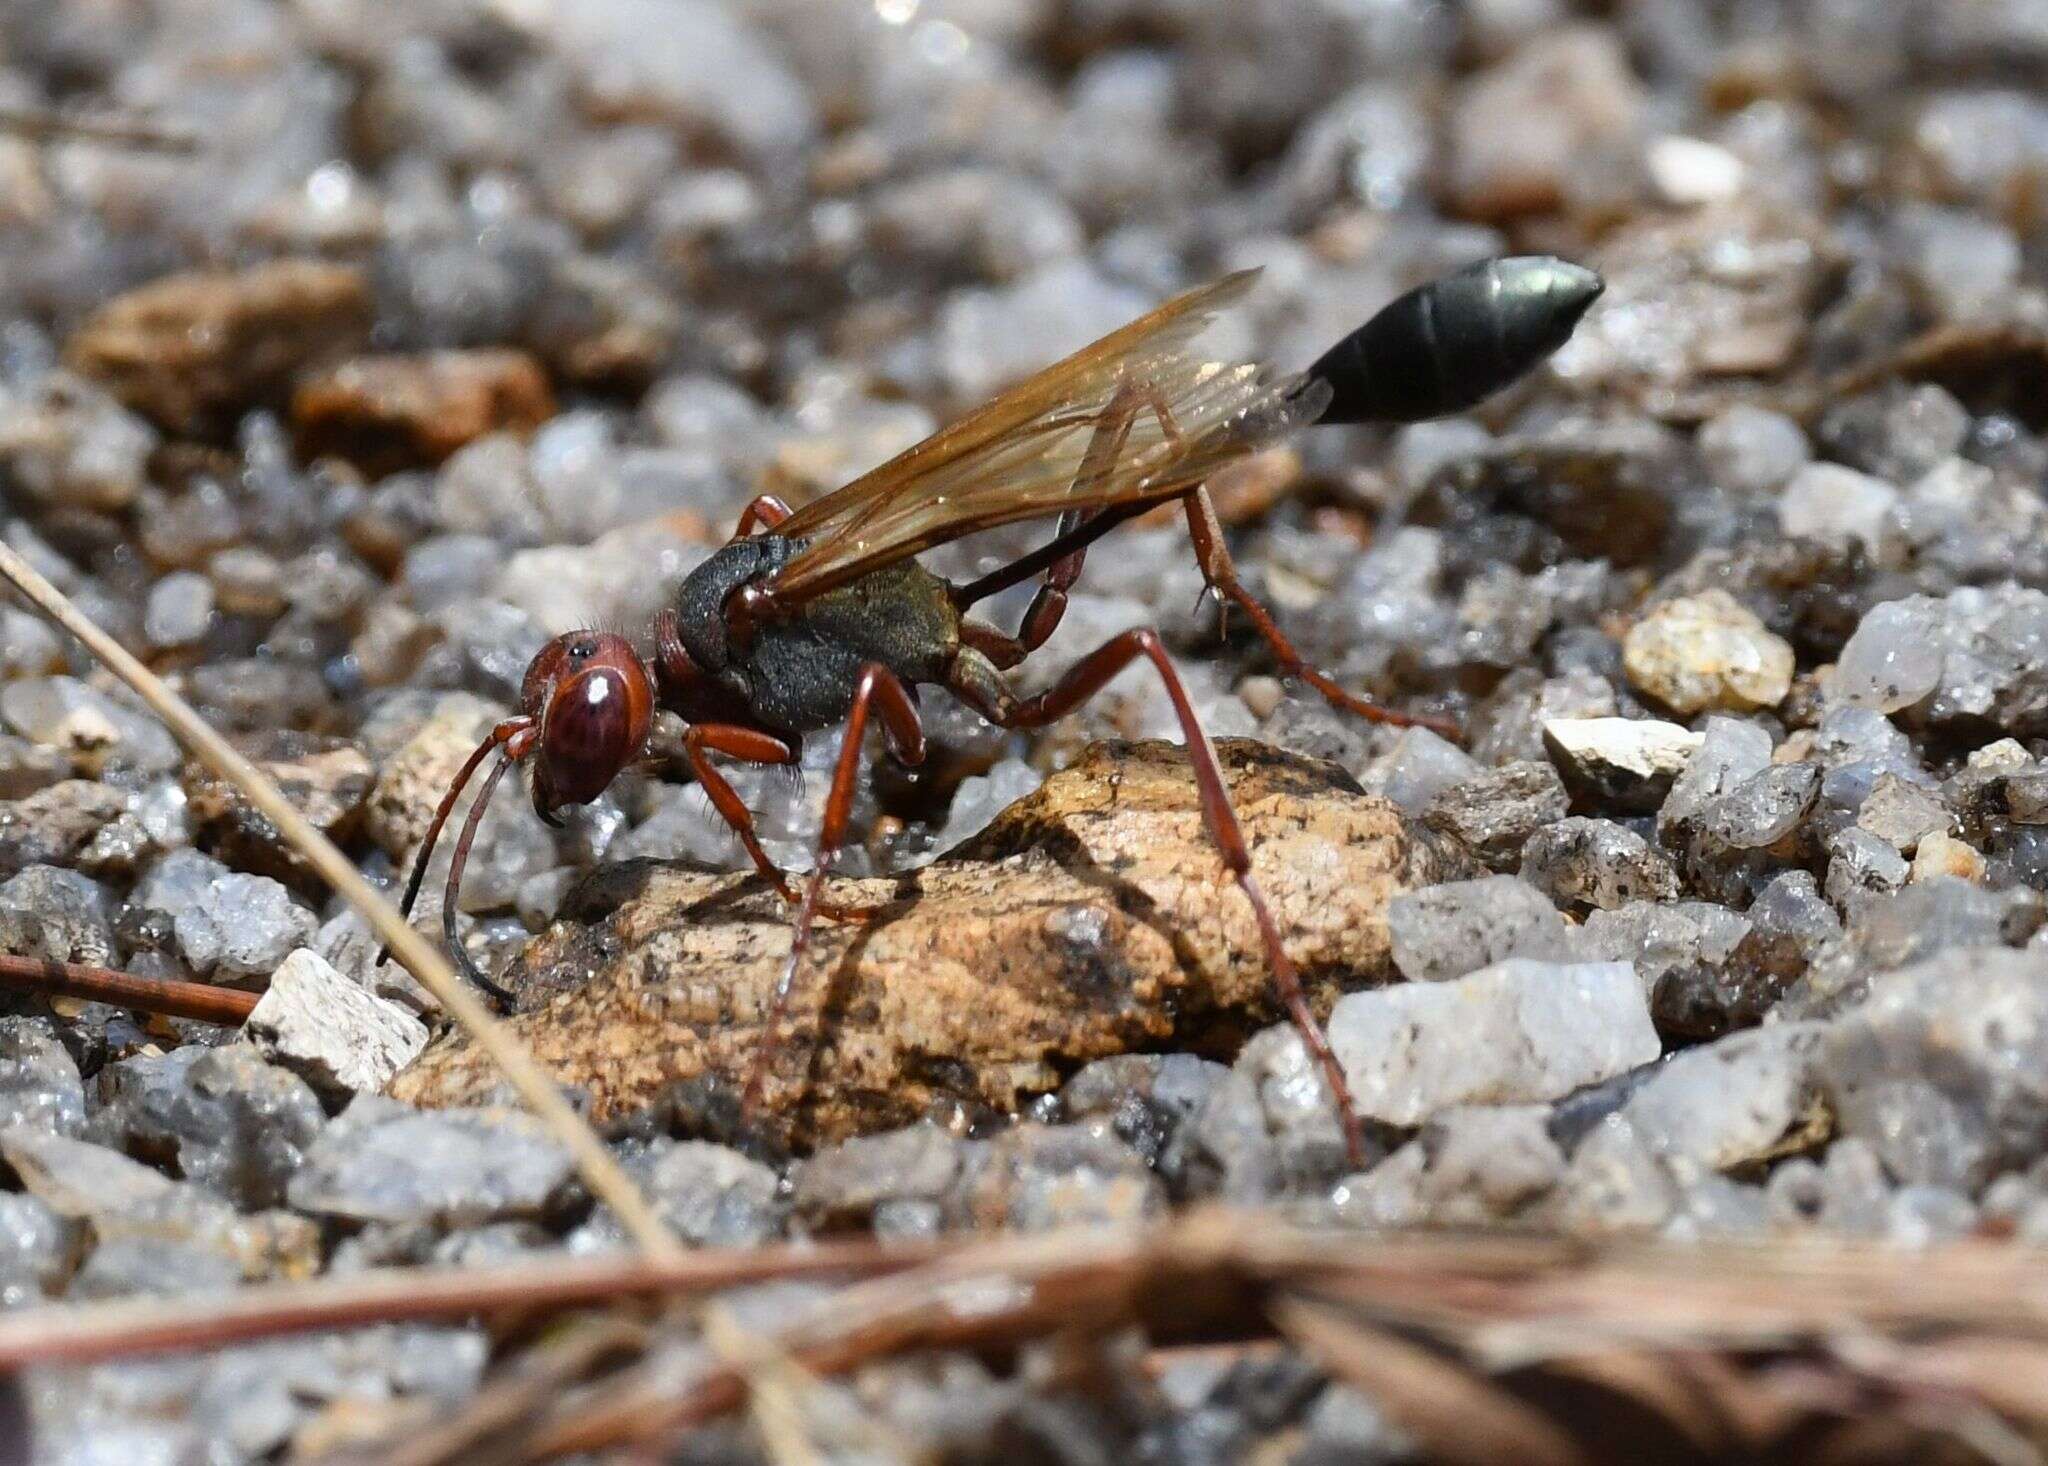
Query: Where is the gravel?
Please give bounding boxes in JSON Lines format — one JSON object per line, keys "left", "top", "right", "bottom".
{"left": 9, "top": 0, "right": 2048, "bottom": 1454}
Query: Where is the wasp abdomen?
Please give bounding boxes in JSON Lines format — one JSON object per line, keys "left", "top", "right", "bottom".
{"left": 1304, "top": 255, "right": 1602, "bottom": 425}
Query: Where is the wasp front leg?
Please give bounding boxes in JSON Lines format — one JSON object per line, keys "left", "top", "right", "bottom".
{"left": 743, "top": 663, "right": 926, "bottom": 1118}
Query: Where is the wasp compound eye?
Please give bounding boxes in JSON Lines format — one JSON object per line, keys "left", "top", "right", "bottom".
{"left": 1304, "top": 255, "right": 1604, "bottom": 426}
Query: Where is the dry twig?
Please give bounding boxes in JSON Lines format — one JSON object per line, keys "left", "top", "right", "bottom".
{"left": 0, "top": 539, "right": 680, "bottom": 1259}
{"left": 0, "top": 950, "right": 258, "bottom": 1025}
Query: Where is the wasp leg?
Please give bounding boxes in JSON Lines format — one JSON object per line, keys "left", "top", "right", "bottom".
{"left": 732, "top": 494, "right": 794, "bottom": 537}
{"left": 1181, "top": 485, "right": 1460, "bottom": 739}
{"left": 946, "top": 628, "right": 1367, "bottom": 1169}
{"left": 743, "top": 664, "right": 925, "bottom": 1119}
{"left": 954, "top": 380, "right": 1184, "bottom": 666}
{"left": 680, "top": 724, "right": 871, "bottom": 924}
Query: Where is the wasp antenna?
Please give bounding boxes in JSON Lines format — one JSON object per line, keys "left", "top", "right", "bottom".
{"left": 380, "top": 719, "right": 530, "bottom": 964}
{"left": 1305, "top": 256, "right": 1603, "bottom": 426}
{"left": 440, "top": 749, "right": 522, "bottom": 1008}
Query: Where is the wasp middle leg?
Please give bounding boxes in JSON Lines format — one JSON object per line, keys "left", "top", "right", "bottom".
{"left": 742, "top": 662, "right": 926, "bottom": 1116}
{"left": 945, "top": 628, "right": 1368, "bottom": 1169}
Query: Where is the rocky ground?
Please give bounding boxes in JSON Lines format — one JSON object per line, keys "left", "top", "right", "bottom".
{"left": 6, "top": 0, "right": 2048, "bottom": 1460}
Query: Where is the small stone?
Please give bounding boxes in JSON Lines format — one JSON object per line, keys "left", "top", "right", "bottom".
{"left": 1832, "top": 599, "right": 1946, "bottom": 714}
{"left": 1777, "top": 463, "right": 1901, "bottom": 550}
{"left": 1623, "top": 591, "right": 1794, "bottom": 715}
{"left": 291, "top": 348, "right": 555, "bottom": 471}
{"left": 173, "top": 874, "right": 319, "bottom": 979}
{"left": 1340, "top": 1105, "right": 1564, "bottom": 1227}
{"left": 1912, "top": 831, "right": 1986, "bottom": 884}
{"left": 1422, "top": 760, "right": 1571, "bottom": 870}
{"left": 1697, "top": 404, "right": 1810, "bottom": 497}
{"left": 1659, "top": 717, "right": 1775, "bottom": 837}
{"left": 1695, "top": 762, "right": 1821, "bottom": 850}
{"left": 1520, "top": 817, "right": 1679, "bottom": 911}
{"left": 1826, "top": 827, "right": 1911, "bottom": 909}
{"left": 1855, "top": 773, "right": 1954, "bottom": 852}
{"left": 791, "top": 1124, "right": 963, "bottom": 1229}
{"left": 0, "top": 781, "right": 129, "bottom": 880}
{"left": 937, "top": 260, "right": 1149, "bottom": 401}
{"left": 64, "top": 260, "right": 372, "bottom": 436}
{"left": 91, "top": 1047, "right": 324, "bottom": 1212}
{"left": 1328, "top": 958, "right": 1661, "bottom": 1126}
{"left": 0, "top": 370, "right": 156, "bottom": 511}
{"left": 286, "top": 1098, "right": 574, "bottom": 1227}
{"left": 1822, "top": 947, "right": 2048, "bottom": 1189}
{"left": 1576, "top": 899, "right": 1765, "bottom": 1037}
{"left": 143, "top": 572, "right": 215, "bottom": 649}
{"left": 246, "top": 950, "right": 429, "bottom": 1099}
{"left": 949, "top": 1123, "right": 1166, "bottom": 1233}
{"left": 0, "top": 1127, "right": 318, "bottom": 1283}
{"left": 1387, "top": 876, "right": 1573, "bottom": 983}
{"left": 593, "top": 1139, "right": 781, "bottom": 1248}
{"left": 0, "top": 677, "right": 180, "bottom": 777}
{"left": 0, "top": 865, "right": 116, "bottom": 966}
{"left": 1542, "top": 717, "right": 1702, "bottom": 813}
{"left": 1367, "top": 727, "right": 1480, "bottom": 816}
{"left": 363, "top": 693, "right": 502, "bottom": 859}
{"left": 1643, "top": 134, "right": 1746, "bottom": 207}
{"left": 1447, "top": 24, "right": 1646, "bottom": 219}
{"left": 0, "top": 1018, "right": 84, "bottom": 1136}
{"left": 1619, "top": 1024, "right": 1825, "bottom": 1183}
{"left": 182, "top": 732, "right": 375, "bottom": 891}
{"left": 0, "top": 1192, "right": 71, "bottom": 1306}
{"left": 0, "top": 735, "right": 69, "bottom": 801}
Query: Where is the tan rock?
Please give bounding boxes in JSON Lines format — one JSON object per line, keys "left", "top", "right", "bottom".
{"left": 184, "top": 730, "right": 375, "bottom": 892}
{"left": 390, "top": 740, "right": 1460, "bottom": 1148}
{"left": 291, "top": 348, "right": 556, "bottom": 470}
{"left": 1622, "top": 590, "right": 1795, "bottom": 715}
{"left": 65, "top": 260, "right": 371, "bottom": 435}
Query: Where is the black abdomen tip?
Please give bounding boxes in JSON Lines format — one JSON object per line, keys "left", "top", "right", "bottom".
{"left": 1304, "top": 256, "right": 1604, "bottom": 425}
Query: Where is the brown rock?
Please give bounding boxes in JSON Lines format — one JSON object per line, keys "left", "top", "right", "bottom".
{"left": 183, "top": 730, "right": 375, "bottom": 892}
{"left": 291, "top": 348, "right": 556, "bottom": 471}
{"left": 390, "top": 740, "right": 1459, "bottom": 1149}
{"left": 65, "top": 260, "right": 371, "bottom": 435}
{"left": 0, "top": 780, "right": 129, "bottom": 880}
{"left": 1447, "top": 25, "right": 1646, "bottom": 221}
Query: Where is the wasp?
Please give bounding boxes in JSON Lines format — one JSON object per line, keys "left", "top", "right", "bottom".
{"left": 396, "top": 256, "right": 1602, "bottom": 1164}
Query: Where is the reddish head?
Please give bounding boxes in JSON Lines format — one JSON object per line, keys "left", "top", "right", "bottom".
{"left": 521, "top": 631, "right": 654, "bottom": 822}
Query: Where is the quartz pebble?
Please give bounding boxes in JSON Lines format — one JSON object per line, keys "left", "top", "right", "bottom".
{"left": 1519, "top": 817, "right": 1680, "bottom": 911}
{"left": 1622, "top": 592, "right": 1794, "bottom": 715}
{"left": 1387, "top": 876, "right": 1573, "bottom": 983}
{"left": 287, "top": 1098, "right": 575, "bottom": 1228}
{"left": 1422, "top": 760, "right": 1570, "bottom": 870}
{"left": 173, "top": 874, "right": 318, "bottom": 979}
{"left": 1328, "top": 958, "right": 1660, "bottom": 1126}
{"left": 1542, "top": 717, "right": 1701, "bottom": 812}
{"left": 245, "top": 949, "right": 429, "bottom": 1099}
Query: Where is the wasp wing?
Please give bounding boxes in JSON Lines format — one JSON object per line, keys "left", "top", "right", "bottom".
{"left": 764, "top": 269, "right": 1315, "bottom": 602}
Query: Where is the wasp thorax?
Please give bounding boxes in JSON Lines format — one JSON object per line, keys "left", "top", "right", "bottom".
{"left": 526, "top": 631, "right": 652, "bottom": 817}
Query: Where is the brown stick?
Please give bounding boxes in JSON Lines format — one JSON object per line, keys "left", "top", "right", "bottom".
{"left": 0, "top": 952, "right": 257, "bottom": 1026}
{"left": 0, "top": 1233, "right": 944, "bottom": 1370}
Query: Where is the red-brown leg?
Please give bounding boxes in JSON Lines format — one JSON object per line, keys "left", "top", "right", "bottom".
{"left": 734, "top": 494, "right": 793, "bottom": 537}
{"left": 1182, "top": 486, "right": 1460, "bottom": 739}
{"left": 948, "top": 628, "right": 1367, "bottom": 1168}
{"left": 743, "top": 663, "right": 925, "bottom": 1117}
{"left": 681, "top": 723, "right": 869, "bottom": 922}
{"left": 958, "top": 381, "right": 1182, "bottom": 667}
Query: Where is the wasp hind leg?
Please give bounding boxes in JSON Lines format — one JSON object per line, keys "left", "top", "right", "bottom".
{"left": 945, "top": 628, "right": 1367, "bottom": 1169}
